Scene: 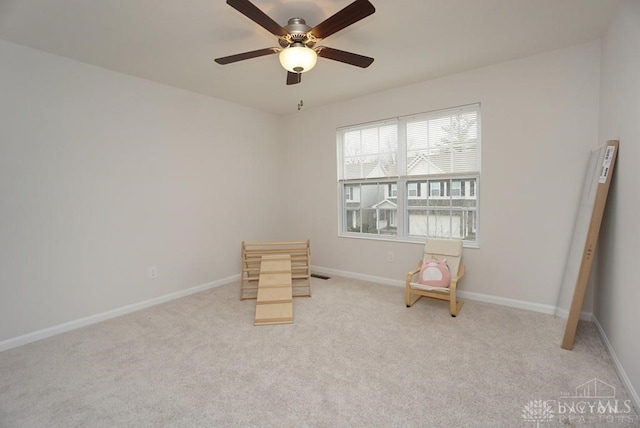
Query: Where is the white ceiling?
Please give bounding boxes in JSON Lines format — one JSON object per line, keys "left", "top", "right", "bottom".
{"left": 0, "top": 0, "right": 618, "bottom": 115}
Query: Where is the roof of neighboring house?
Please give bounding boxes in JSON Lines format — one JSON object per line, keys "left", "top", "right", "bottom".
{"left": 371, "top": 199, "right": 397, "bottom": 209}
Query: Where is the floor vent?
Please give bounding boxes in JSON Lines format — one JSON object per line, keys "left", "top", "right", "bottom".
{"left": 310, "top": 273, "right": 331, "bottom": 280}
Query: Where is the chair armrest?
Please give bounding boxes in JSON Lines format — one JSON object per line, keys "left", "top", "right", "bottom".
{"left": 405, "top": 260, "right": 423, "bottom": 285}
{"left": 449, "top": 264, "right": 465, "bottom": 292}
{"left": 452, "top": 264, "right": 465, "bottom": 282}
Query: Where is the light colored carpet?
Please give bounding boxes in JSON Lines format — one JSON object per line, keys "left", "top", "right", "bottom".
{"left": 0, "top": 277, "right": 637, "bottom": 427}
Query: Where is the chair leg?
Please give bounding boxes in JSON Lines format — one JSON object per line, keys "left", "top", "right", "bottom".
{"left": 405, "top": 287, "right": 421, "bottom": 307}
{"left": 405, "top": 284, "right": 410, "bottom": 306}
{"left": 450, "top": 299, "right": 464, "bottom": 317}
{"left": 449, "top": 282, "right": 464, "bottom": 316}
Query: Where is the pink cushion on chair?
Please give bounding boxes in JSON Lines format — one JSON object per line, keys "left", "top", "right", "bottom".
{"left": 418, "top": 258, "right": 451, "bottom": 288}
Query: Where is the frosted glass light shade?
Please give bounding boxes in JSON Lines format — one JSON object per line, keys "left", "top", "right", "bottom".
{"left": 279, "top": 46, "right": 317, "bottom": 73}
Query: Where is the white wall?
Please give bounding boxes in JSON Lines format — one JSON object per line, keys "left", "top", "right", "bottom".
{"left": 281, "top": 41, "right": 602, "bottom": 310}
{"left": 0, "top": 40, "right": 284, "bottom": 342}
{"left": 596, "top": 0, "right": 640, "bottom": 407}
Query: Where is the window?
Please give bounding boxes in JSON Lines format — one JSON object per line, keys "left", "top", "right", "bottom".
{"left": 345, "top": 186, "right": 354, "bottom": 201}
{"left": 429, "top": 181, "right": 441, "bottom": 197}
{"left": 451, "top": 180, "right": 462, "bottom": 197}
{"left": 388, "top": 183, "right": 397, "bottom": 198}
{"left": 408, "top": 182, "right": 419, "bottom": 197}
{"left": 338, "top": 104, "right": 480, "bottom": 245}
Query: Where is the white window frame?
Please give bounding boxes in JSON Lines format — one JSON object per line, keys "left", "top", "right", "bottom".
{"left": 337, "top": 104, "right": 481, "bottom": 247}
{"left": 451, "top": 180, "right": 462, "bottom": 197}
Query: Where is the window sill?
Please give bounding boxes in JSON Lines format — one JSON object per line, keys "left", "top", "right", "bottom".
{"left": 337, "top": 233, "right": 479, "bottom": 249}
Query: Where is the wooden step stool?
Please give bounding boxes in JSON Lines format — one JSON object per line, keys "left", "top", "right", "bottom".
{"left": 254, "top": 254, "right": 293, "bottom": 326}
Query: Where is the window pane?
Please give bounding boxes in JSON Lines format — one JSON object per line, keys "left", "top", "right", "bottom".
{"left": 341, "top": 123, "right": 398, "bottom": 179}
{"left": 346, "top": 209, "right": 361, "bottom": 233}
{"left": 344, "top": 184, "right": 361, "bottom": 233}
{"left": 408, "top": 208, "right": 428, "bottom": 237}
{"left": 406, "top": 107, "right": 479, "bottom": 176}
{"left": 360, "top": 183, "right": 397, "bottom": 235}
{"left": 427, "top": 209, "right": 453, "bottom": 238}
{"left": 459, "top": 209, "right": 477, "bottom": 241}
{"left": 451, "top": 210, "right": 464, "bottom": 239}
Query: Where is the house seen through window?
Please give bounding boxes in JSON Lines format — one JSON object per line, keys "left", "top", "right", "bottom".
{"left": 337, "top": 103, "right": 480, "bottom": 245}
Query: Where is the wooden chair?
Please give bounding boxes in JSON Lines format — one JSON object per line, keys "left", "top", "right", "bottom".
{"left": 405, "top": 238, "right": 465, "bottom": 316}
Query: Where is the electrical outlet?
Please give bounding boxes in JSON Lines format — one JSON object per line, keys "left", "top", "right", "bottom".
{"left": 148, "top": 266, "right": 158, "bottom": 279}
{"left": 387, "top": 251, "right": 394, "bottom": 262}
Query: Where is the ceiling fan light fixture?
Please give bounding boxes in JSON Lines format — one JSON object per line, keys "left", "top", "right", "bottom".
{"left": 279, "top": 45, "right": 317, "bottom": 73}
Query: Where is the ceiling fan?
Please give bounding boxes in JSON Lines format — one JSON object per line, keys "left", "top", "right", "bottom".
{"left": 214, "top": 0, "right": 375, "bottom": 85}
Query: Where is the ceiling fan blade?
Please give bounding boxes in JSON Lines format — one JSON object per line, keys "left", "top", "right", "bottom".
{"left": 317, "top": 47, "right": 374, "bottom": 68}
{"left": 214, "top": 47, "right": 279, "bottom": 64}
{"left": 286, "top": 71, "right": 302, "bottom": 85}
{"left": 310, "top": 0, "right": 375, "bottom": 40}
{"left": 226, "top": 0, "right": 288, "bottom": 37}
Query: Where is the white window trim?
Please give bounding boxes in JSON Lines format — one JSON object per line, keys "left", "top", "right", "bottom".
{"left": 337, "top": 104, "right": 481, "bottom": 247}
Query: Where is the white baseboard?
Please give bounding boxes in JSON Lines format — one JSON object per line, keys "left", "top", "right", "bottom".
{"left": 555, "top": 307, "right": 593, "bottom": 322}
{"left": 593, "top": 316, "right": 640, "bottom": 414}
{"left": 0, "top": 274, "right": 239, "bottom": 353}
{"left": 311, "top": 265, "right": 592, "bottom": 320}
{"left": 312, "top": 265, "right": 406, "bottom": 288}
{"left": 0, "top": 267, "right": 595, "bottom": 352}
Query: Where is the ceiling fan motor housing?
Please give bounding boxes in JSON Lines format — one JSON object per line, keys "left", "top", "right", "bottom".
{"left": 279, "top": 17, "right": 315, "bottom": 48}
